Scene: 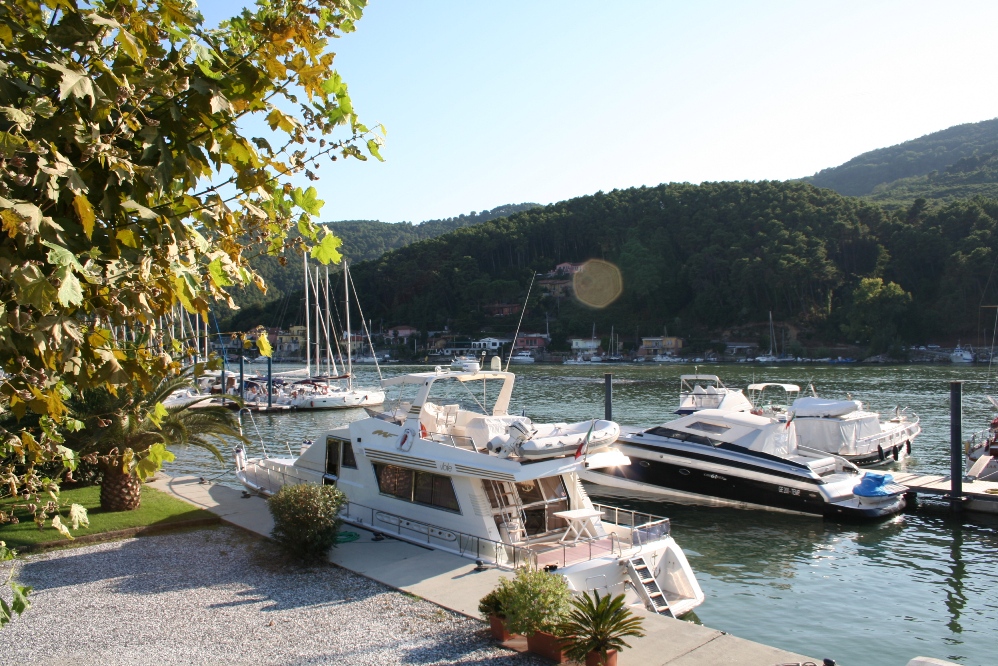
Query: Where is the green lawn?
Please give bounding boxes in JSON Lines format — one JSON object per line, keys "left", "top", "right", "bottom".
{"left": 0, "top": 484, "right": 217, "bottom": 551}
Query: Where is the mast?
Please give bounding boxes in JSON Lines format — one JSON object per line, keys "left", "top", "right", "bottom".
{"left": 323, "top": 265, "right": 338, "bottom": 376}
{"left": 345, "top": 262, "right": 352, "bottom": 389}
{"left": 314, "top": 267, "right": 321, "bottom": 375}
{"left": 304, "top": 253, "right": 311, "bottom": 376}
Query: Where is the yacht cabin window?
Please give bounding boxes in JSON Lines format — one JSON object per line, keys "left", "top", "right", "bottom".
{"left": 686, "top": 421, "right": 730, "bottom": 435}
{"left": 341, "top": 440, "right": 358, "bottom": 469}
{"left": 644, "top": 426, "right": 716, "bottom": 446}
{"left": 373, "top": 463, "right": 461, "bottom": 513}
{"left": 325, "top": 437, "right": 341, "bottom": 477}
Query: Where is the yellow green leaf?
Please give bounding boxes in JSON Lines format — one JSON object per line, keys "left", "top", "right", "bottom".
{"left": 256, "top": 334, "right": 272, "bottom": 357}
{"left": 310, "top": 232, "right": 343, "bottom": 265}
{"left": 73, "top": 195, "right": 95, "bottom": 239}
{"left": 116, "top": 228, "right": 139, "bottom": 248}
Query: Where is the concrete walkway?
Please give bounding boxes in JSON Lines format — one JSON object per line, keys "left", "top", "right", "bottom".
{"left": 148, "top": 475, "right": 818, "bottom": 666}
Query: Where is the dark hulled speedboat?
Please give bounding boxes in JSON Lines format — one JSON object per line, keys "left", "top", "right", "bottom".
{"left": 580, "top": 409, "right": 907, "bottom": 520}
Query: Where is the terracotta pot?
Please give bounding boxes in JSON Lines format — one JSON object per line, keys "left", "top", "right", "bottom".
{"left": 488, "top": 614, "right": 513, "bottom": 642}
{"left": 526, "top": 630, "right": 569, "bottom": 663}
{"left": 585, "top": 649, "right": 618, "bottom": 666}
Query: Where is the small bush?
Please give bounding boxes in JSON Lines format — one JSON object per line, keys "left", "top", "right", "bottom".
{"left": 268, "top": 483, "right": 346, "bottom": 561}
{"left": 501, "top": 567, "right": 572, "bottom": 636}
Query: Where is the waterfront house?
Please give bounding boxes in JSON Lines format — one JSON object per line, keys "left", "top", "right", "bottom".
{"left": 638, "top": 336, "right": 684, "bottom": 358}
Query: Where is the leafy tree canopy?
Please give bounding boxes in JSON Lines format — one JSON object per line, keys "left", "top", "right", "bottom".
{"left": 0, "top": 0, "right": 379, "bottom": 535}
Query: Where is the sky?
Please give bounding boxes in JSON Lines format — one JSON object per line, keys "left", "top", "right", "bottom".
{"left": 199, "top": 0, "right": 998, "bottom": 223}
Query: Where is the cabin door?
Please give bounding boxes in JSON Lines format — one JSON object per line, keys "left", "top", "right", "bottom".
{"left": 324, "top": 437, "right": 341, "bottom": 486}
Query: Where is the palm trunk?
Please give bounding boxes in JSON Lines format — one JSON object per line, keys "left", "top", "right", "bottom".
{"left": 100, "top": 468, "right": 142, "bottom": 511}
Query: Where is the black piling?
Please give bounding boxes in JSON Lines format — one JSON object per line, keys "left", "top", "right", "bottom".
{"left": 604, "top": 373, "right": 612, "bottom": 421}
{"left": 948, "top": 380, "right": 965, "bottom": 513}
{"left": 239, "top": 352, "right": 245, "bottom": 401}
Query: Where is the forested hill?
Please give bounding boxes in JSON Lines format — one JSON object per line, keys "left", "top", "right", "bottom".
{"left": 324, "top": 203, "right": 541, "bottom": 263}
{"left": 804, "top": 117, "right": 998, "bottom": 198}
{"left": 349, "top": 181, "right": 998, "bottom": 351}
{"left": 220, "top": 203, "right": 538, "bottom": 330}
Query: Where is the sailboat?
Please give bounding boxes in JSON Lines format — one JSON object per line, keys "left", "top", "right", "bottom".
{"left": 290, "top": 261, "right": 385, "bottom": 410}
{"left": 755, "top": 311, "right": 780, "bottom": 362}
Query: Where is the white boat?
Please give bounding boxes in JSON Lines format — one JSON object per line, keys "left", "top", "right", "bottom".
{"left": 235, "top": 367, "right": 705, "bottom": 617}
{"left": 291, "top": 261, "right": 385, "bottom": 410}
{"left": 651, "top": 354, "right": 683, "bottom": 363}
{"left": 965, "top": 399, "right": 998, "bottom": 480}
{"left": 747, "top": 383, "right": 921, "bottom": 467}
{"left": 581, "top": 409, "right": 908, "bottom": 519}
{"left": 508, "top": 350, "right": 536, "bottom": 364}
{"left": 950, "top": 343, "right": 974, "bottom": 363}
{"left": 675, "top": 375, "right": 754, "bottom": 414}
{"left": 450, "top": 355, "right": 481, "bottom": 372}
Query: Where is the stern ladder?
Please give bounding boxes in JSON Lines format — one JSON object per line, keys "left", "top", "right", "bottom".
{"left": 625, "top": 556, "right": 673, "bottom": 616}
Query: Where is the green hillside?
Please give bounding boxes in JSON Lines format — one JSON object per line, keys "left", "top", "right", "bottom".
{"left": 865, "top": 151, "right": 998, "bottom": 206}
{"left": 805, "top": 117, "right": 998, "bottom": 197}
{"left": 346, "top": 181, "right": 998, "bottom": 351}
{"left": 219, "top": 203, "right": 539, "bottom": 331}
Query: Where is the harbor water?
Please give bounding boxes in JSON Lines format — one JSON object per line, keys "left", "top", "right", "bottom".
{"left": 165, "top": 362, "right": 998, "bottom": 666}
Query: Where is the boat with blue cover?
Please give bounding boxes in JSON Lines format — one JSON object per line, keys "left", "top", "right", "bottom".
{"left": 581, "top": 409, "right": 908, "bottom": 519}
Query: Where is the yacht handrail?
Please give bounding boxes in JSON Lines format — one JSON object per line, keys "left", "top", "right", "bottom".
{"left": 340, "top": 500, "right": 537, "bottom": 570}
{"left": 591, "top": 503, "right": 671, "bottom": 534}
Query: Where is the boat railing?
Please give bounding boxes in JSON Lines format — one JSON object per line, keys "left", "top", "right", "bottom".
{"left": 591, "top": 503, "right": 672, "bottom": 547}
{"left": 425, "top": 430, "right": 482, "bottom": 453}
{"left": 340, "top": 501, "right": 537, "bottom": 570}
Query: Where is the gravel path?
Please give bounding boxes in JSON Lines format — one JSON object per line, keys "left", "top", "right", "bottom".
{"left": 0, "top": 526, "right": 545, "bottom": 665}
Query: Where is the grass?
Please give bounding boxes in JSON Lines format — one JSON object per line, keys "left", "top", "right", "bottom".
{"left": 0, "top": 484, "right": 217, "bottom": 551}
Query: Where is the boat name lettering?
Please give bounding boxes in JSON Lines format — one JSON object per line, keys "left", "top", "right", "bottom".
{"left": 440, "top": 462, "right": 453, "bottom": 472}
{"left": 778, "top": 486, "right": 801, "bottom": 496}
{"left": 704, "top": 473, "right": 727, "bottom": 481}
{"left": 372, "top": 429, "right": 396, "bottom": 438}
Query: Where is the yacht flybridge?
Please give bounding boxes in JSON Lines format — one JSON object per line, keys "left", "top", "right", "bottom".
{"left": 580, "top": 409, "right": 908, "bottom": 520}
{"left": 235, "top": 366, "right": 705, "bottom": 617}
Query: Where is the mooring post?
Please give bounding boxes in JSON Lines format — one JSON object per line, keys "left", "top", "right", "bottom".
{"left": 239, "top": 352, "right": 245, "bottom": 401}
{"left": 604, "top": 373, "right": 612, "bottom": 421}
{"left": 949, "top": 380, "right": 964, "bottom": 513}
{"left": 267, "top": 355, "right": 273, "bottom": 410}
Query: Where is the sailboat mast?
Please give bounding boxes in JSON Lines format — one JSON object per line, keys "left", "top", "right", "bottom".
{"left": 345, "top": 262, "right": 352, "bottom": 389}
{"left": 304, "top": 253, "right": 311, "bottom": 376}
{"left": 324, "top": 265, "right": 339, "bottom": 376}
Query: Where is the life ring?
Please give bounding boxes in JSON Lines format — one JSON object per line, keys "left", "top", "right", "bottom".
{"left": 420, "top": 423, "right": 428, "bottom": 438}
{"left": 396, "top": 427, "right": 416, "bottom": 451}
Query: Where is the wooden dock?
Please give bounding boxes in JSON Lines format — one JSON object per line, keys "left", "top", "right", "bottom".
{"left": 893, "top": 472, "right": 998, "bottom": 514}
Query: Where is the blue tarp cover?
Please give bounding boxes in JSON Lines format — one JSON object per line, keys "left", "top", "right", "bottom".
{"left": 853, "top": 472, "right": 896, "bottom": 497}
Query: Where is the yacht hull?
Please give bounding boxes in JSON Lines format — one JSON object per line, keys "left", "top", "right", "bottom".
{"left": 582, "top": 444, "right": 904, "bottom": 520}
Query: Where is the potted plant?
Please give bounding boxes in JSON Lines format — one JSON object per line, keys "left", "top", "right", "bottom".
{"left": 555, "top": 591, "right": 646, "bottom": 666}
{"left": 478, "top": 586, "right": 513, "bottom": 641}
{"left": 501, "top": 567, "right": 572, "bottom": 662}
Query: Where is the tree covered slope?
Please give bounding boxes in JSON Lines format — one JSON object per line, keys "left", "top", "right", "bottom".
{"left": 805, "top": 117, "right": 998, "bottom": 198}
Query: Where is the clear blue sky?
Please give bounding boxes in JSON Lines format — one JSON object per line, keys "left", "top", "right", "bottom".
{"left": 199, "top": 0, "right": 998, "bottom": 223}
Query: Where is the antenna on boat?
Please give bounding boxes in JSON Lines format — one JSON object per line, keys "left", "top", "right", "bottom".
{"left": 505, "top": 272, "right": 538, "bottom": 372}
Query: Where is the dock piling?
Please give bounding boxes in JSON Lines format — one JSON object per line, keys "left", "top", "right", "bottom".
{"left": 267, "top": 356, "right": 273, "bottom": 409}
{"left": 604, "top": 373, "right": 612, "bottom": 421}
{"left": 948, "top": 380, "right": 965, "bottom": 514}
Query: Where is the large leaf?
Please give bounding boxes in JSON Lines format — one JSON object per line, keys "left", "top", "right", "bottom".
{"left": 256, "top": 333, "right": 273, "bottom": 357}
{"left": 72, "top": 194, "right": 96, "bottom": 239}
{"left": 134, "top": 443, "right": 176, "bottom": 480}
{"left": 310, "top": 232, "right": 343, "bottom": 265}
{"left": 12, "top": 265, "right": 57, "bottom": 312}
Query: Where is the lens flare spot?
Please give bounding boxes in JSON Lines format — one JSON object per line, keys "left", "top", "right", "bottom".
{"left": 573, "top": 259, "right": 623, "bottom": 308}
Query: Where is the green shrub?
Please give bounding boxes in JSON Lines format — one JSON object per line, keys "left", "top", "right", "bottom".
{"left": 501, "top": 567, "right": 572, "bottom": 636}
{"left": 268, "top": 483, "right": 346, "bottom": 561}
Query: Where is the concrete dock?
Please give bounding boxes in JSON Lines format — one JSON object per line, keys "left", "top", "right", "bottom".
{"left": 148, "top": 475, "right": 819, "bottom": 666}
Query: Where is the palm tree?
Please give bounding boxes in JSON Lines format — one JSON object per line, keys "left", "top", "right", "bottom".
{"left": 65, "top": 374, "right": 245, "bottom": 511}
{"left": 555, "top": 591, "right": 645, "bottom": 666}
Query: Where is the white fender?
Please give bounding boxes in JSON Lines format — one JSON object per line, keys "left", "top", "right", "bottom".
{"left": 396, "top": 427, "right": 416, "bottom": 452}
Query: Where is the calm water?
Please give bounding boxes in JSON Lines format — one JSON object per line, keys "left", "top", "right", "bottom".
{"left": 165, "top": 362, "right": 998, "bottom": 666}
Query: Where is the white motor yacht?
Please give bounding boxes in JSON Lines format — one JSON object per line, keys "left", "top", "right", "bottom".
{"left": 509, "top": 350, "right": 536, "bottom": 364}
{"left": 581, "top": 409, "right": 908, "bottom": 520}
{"left": 675, "top": 375, "right": 754, "bottom": 414}
{"left": 450, "top": 355, "right": 482, "bottom": 372}
{"left": 950, "top": 344, "right": 974, "bottom": 363}
{"left": 236, "top": 367, "right": 705, "bottom": 617}
{"left": 748, "top": 383, "right": 921, "bottom": 466}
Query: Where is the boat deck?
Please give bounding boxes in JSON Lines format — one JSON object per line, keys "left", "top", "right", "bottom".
{"left": 893, "top": 472, "right": 998, "bottom": 514}
{"left": 523, "top": 535, "right": 618, "bottom": 569}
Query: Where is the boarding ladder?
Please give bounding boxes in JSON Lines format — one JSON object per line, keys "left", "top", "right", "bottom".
{"left": 625, "top": 556, "right": 673, "bottom": 616}
{"left": 487, "top": 480, "right": 527, "bottom": 543}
